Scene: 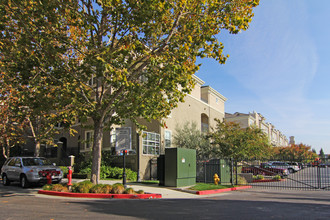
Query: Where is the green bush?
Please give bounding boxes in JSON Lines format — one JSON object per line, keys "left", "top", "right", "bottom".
{"left": 100, "top": 166, "right": 137, "bottom": 181}
{"left": 90, "top": 184, "right": 113, "bottom": 194}
{"left": 59, "top": 166, "right": 69, "bottom": 177}
{"left": 272, "top": 175, "right": 282, "bottom": 181}
{"left": 51, "top": 184, "right": 70, "bottom": 192}
{"left": 255, "top": 175, "right": 264, "bottom": 180}
{"left": 111, "top": 183, "right": 125, "bottom": 194}
{"left": 79, "top": 167, "right": 91, "bottom": 174}
{"left": 72, "top": 180, "right": 94, "bottom": 193}
{"left": 43, "top": 184, "right": 53, "bottom": 191}
{"left": 136, "top": 190, "right": 144, "bottom": 194}
{"left": 233, "top": 175, "right": 248, "bottom": 185}
{"left": 124, "top": 187, "right": 135, "bottom": 194}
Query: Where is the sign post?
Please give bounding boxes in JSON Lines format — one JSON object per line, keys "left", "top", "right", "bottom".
{"left": 122, "top": 149, "right": 127, "bottom": 188}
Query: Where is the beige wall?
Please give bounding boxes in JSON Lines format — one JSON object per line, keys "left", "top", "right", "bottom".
{"left": 56, "top": 74, "right": 228, "bottom": 179}
{"left": 225, "top": 112, "right": 289, "bottom": 147}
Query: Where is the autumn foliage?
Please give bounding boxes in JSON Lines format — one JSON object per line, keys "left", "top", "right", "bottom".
{"left": 272, "top": 144, "right": 318, "bottom": 162}
{"left": 1, "top": 0, "right": 260, "bottom": 183}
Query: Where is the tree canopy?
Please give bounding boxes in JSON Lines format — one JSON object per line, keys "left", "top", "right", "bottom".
{"left": 173, "top": 121, "right": 212, "bottom": 161}
{"left": 208, "top": 120, "right": 272, "bottom": 160}
{"left": 1, "top": 0, "right": 260, "bottom": 183}
{"left": 272, "top": 144, "right": 317, "bottom": 162}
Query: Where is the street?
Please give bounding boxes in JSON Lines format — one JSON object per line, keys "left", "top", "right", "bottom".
{"left": 0, "top": 183, "right": 329, "bottom": 220}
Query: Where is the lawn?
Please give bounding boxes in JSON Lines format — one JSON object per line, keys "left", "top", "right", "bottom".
{"left": 189, "top": 183, "right": 235, "bottom": 191}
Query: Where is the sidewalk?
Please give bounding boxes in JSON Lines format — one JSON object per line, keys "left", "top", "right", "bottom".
{"left": 66, "top": 179, "right": 228, "bottom": 199}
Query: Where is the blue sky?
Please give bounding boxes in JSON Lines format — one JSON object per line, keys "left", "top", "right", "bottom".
{"left": 196, "top": 0, "right": 330, "bottom": 154}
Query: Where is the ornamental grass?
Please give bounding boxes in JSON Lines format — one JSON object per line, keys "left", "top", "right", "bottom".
{"left": 43, "top": 181, "right": 144, "bottom": 195}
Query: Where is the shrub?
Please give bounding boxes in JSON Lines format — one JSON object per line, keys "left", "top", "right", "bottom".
{"left": 272, "top": 175, "right": 282, "bottom": 181}
{"left": 233, "top": 175, "right": 248, "bottom": 185}
{"left": 102, "top": 184, "right": 113, "bottom": 194}
{"left": 136, "top": 190, "right": 144, "bottom": 194}
{"left": 255, "top": 175, "right": 264, "bottom": 180}
{"left": 59, "top": 166, "right": 69, "bottom": 177}
{"left": 51, "top": 184, "right": 70, "bottom": 192}
{"left": 43, "top": 184, "right": 53, "bottom": 191}
{"left": 111, "top": 183, "right": 125, "bottom": 194}
{"left": 79, "top": 167, "right": 91, "bottom": 175}
{"left": 124, "top": 187, "right": 135, "bottom": 194}
{"left": 100, "top": 166, "right": 137, "bottom": 181}
{"left": 72, "top": 180, "right": 94, "bottom": 193}
{"left": 90, "top": 184, "right": 113, "bottom": 194}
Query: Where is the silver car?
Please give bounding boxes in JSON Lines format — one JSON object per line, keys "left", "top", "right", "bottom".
{"left": 1, "top": 157, "right": 63, "bottom": 188}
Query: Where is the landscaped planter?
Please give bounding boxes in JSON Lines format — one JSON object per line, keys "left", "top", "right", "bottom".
{"left": 38, "top": 190, "right": 162, "bottom": 199}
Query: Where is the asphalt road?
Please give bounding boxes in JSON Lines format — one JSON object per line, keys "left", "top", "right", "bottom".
{"left": 0, "top": 183, "right": 329, "bottom": 220}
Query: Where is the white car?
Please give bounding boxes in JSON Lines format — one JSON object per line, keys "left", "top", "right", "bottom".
{"left": 268, "top": 161, "right": 300, "bottom": 173}
{"left": 1, "top": 157, "right": 63, "bottom": 188}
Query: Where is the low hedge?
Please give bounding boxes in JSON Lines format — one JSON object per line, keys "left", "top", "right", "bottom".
{"left": 43, "top": 181, "right": 144, "bottom": 195}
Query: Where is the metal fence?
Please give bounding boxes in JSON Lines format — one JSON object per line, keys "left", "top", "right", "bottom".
{"left": 197, "top": 158, "right": 330, "bottom": 191}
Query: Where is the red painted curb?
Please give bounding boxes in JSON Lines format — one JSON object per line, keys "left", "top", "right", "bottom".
{"left": 38, "top": 190, "right": 162, "bottom": 199}
{"left": 196, "top": 186, "right": 252, "bottom": 195}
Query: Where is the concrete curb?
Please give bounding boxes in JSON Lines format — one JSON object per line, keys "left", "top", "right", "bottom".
{"left": 196, "top": 186, "right": 252, "bottom": 195}
{"left": 253, "top": 179, "right": 285, "bottom": 183}
{"left": 38, "top": 190, "right": 162, "bottom": 199}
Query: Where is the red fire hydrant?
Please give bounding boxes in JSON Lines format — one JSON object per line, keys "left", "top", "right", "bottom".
{"left": 46, "top": 172, "right": 52, "bottom": 185}
{"left": 67, "top": 166, "right": 72, "bottom": 186}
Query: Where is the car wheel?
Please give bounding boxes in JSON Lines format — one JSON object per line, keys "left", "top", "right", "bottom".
{"left": 20, "top": 175, "right": 30, "bottom": 188}
{"left": 2, "top": 174, "right": 10, "bottom": 186}
{"left": 288, "top": 168, "right": 294, "bottom": 174}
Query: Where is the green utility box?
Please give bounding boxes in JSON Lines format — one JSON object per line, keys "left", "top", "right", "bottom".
{"left": 218, "top": 159, "right": 231, "bottom": 184}
{"left": 164, "top": 148, "right": 196, "bottom": 187}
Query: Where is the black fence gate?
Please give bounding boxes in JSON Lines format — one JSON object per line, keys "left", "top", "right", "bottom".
{"left": 236, "top": 159, "right": 330, "bottom": 191}
{"left": 196, "top": 158, "right": 330, "bottom": 191}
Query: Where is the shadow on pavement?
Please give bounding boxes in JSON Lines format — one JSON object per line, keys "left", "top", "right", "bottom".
{"left": 65, "top": 197, "right": 330, "bottom": 220}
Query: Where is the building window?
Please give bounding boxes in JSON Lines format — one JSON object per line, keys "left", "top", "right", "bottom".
{"left": 164, "top": 130, "right": 172, "bottom": 148}
{"left": 85, "top": 131, "right": 94, "bottom": 149}
{"left": 142, "top": 131, "right": 160, "bottom": 155}
{"left": 201, "top": 114, "right": 209, "bottom": 133}
{"left": 110, "top": 130, "right": 116, "bottom": 148}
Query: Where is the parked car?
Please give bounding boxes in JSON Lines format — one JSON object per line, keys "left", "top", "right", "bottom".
{"left": 1, "top": 157, "right": 63, "bottom": 188}
{"left": 242, "top": 163, "right": 289, "bottom": 177}
{"left": 319, "top": 164, "right": 327, "bottom": 168}
{"left": 268, "top": 161, "right": 299, "bottom": 173}
{"left": 286, "top": 162, "right": 301, "bottom": 172}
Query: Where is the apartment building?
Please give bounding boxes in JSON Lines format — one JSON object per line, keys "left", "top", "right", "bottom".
{"left": 52, "top": 75, "right": 227, "bottom": 180}
{"left": 225, "top": 111, "right": 288, "bottom": 147}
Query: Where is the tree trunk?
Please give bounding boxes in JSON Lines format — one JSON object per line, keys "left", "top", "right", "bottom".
{"left": 91, "top": 119, "right": 103, "bottom": 184}
{"left": 34, "top": 141, "right": 40, "bottom": 157}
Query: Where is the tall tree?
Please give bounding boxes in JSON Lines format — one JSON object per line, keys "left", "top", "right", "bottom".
{"left": 208, "top": 120, "right": 271, "bottom": 160}
{"left": 319, "top": 148, "right": 325, "bottom": 160}
{"left": 0, "top": 0, "right": 78, "bottom": 157}
{"left": 1, "top": 0, "right": 260, "bottom": 184}
{"left": 0, "top": 81, "right": 27, "bottom": 158}
{"left": 173, "top": 121, "right": 212, "bottom": 161}
{"left": 272, "top": 144, "right": 318, "bottom": 162}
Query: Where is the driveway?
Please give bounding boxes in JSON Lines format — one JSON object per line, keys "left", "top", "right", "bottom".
{"left": 0, "top": 183, "right": 329, "bottom": 219}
